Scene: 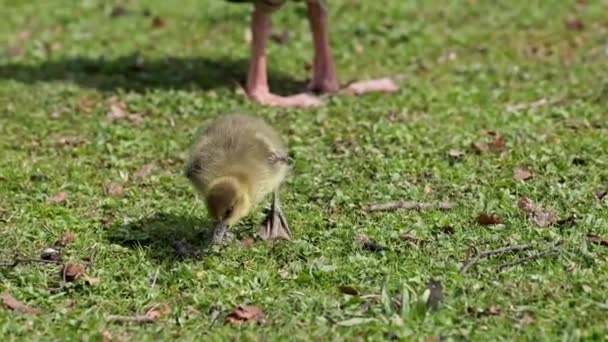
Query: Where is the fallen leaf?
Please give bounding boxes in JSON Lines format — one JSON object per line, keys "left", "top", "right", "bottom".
{"left": 151, "top": 16, "right": 166, "bottom": 28}
{"left": 344, "top": 77, "right": 399, "bottom": 95}
{"left": 144, "top": 304, "right": 171, "bottom": 320}
{"left": 133, "top": 161, "right": 155, "bottom": 179}
{"left": 77, "top": 96, "right": 95, "bottom": 113}
{"left": 1, "top": 292, "right": 41, "bottom": 314}
{"left": 336, "top": 317, "right": 376, "bottom": 326}
{"left": 448, "top": 149, "right": 465, "bottom": 159}
{"left": 226, "top": 305, "right": 263, "bottom": 324}
{"left": 471, "top": 133, "right": 506, "bottom": 153}
{"left": 565, "top": 17, "right": 584, "bottom": 30}
{"left": 513, "top": 166, "right": 534, "bottom": 181}
{"left": 105, "top": 182, "right": 124, "bottom": 197}
{"left": 423, "top": 184, "right": 435, "bottom": 194}
{"left": 588, "top": 233, "right": 608, "bottom": 247}
{"left": 269, "top": 30, "right": 290, "bottom": 44}
{"left": 48, "top": 191, "right": 68, "bottom": 203}
{"left": 62, "top": 262, "right": 85, "bottom": 282}
{"left": 517, "top": 197, "right": 559, "bottom": 227}
{"left": 337, "top": 285, "right": 360, "bottom": 296}
{"left": 54, "top": 231, "right": 76, "bottom": 247}
{"left": 426, "top": 278, "right": 443, "bottom": 311}
{"left": 476, "top": 213, "right": 503, "bottom": 226}
{"left": 84, "top": 276, "right": 100, "bottom": 286}
{"left": 40, "top": 248, "right": 61, "bottom": 261}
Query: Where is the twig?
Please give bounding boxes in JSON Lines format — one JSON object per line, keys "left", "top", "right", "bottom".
{"left": 106, "top": 315, "right": 156, "bottom": 324}
{"left": 497, "top": 247, "right": 561, "bottom": 271}
{"left": 0, "top": 258, "right": 63, "bottom": 267}
{"left": 460, "top": 242, "right": 540, "bottom": 273}
{"left": 363, "top": 201, "right": 455, "bottom": 212}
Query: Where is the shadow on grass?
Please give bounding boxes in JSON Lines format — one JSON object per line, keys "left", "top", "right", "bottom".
{"left": 0, "top": 54, "right": 307, "bottom": 95}
{"left": 106, "top": 212, "right": 215, "bottom": 261}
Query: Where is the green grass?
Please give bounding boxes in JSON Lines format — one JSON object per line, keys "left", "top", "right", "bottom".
{"left": 1, "top": 0, "right": 608, "bottom": 340}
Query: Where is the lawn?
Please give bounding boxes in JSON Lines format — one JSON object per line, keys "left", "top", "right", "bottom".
{"left": 1, "top": 0, "right": 608, "bottom": 340}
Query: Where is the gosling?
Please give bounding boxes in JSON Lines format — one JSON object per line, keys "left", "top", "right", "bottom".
{"left": 185, "top": 113, "right": 293, "bottom": 244}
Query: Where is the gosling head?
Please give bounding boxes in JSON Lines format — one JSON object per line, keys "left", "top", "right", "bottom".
{"left": 206, "top": 177, "right": 251, "bottom": 243}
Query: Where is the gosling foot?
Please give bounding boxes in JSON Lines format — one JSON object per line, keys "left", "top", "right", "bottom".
{"left": 258, "top": 192, "right": 291, "bottom": 241}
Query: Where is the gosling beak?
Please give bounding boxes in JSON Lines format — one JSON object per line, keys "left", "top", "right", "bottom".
{"left": 211, "top": 222, "right": 227, "bottom": 244}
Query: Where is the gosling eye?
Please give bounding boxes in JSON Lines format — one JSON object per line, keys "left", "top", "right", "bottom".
{"left": 223, "top": 207, "right": 234, "bottom": 219}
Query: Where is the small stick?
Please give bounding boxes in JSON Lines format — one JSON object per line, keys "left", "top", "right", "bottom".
{"left": 497, "top": 247, "right": 561, "bottom": 271}
{"left": 363, "top": 201, "right": 455, "bottom": 212}
{"left": 460, "top": 242, "right": 540, "bottom": 273}
{"left": 106, "top": 315, "right": 156, "bottom": 324}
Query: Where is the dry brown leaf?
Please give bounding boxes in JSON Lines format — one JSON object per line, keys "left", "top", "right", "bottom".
{"left": 62, "top": 263, "right": 86, "bottom": 282}
{"left": 151, "top": 16, "right": 166, "bottom": 28}
{"left": 588, "top": 233, "right": 608, "bottom": 247}
{"left": 448, "top": 149, "right": 465, "bottom": 159}
{"left": 476, "top": 213, "right": 503, "bottom": 225}
{"left": 424, "top": 184, "right": 435, "bottom": 194}
{"left": 513, "top": 166, "right": 534, "bottom": 181}
{"left": 337, "top": 285, "right": 360, "bottom": 296}
{"left": 48, "top": 191, "right": 68, "bottom": 203}
{"left": 55, "top": 231, "right": 76, "bottom": 247}
{"left": 344, "top": 77, "right": 399, "bottom": 95}
{"left": 565, "top": 17, "right": 584, "bottom": 30}
{"left": 517, "top": 197, "right": 559, "bottom": 227}
{"left": 472, "top": 133, "right": 506, "bottom": 154}
{"left": 144, "top": 304, "right": 171, "bottom": 320}
{"left": 105, "top": 182, "right": 124, "bottom": 197}
{"left": 1, "top": 292, "right": 41, "bottom": 314}
{"left": 133, "top": 161, "right": 155, "bottom": 179}
{"left": 226, "top": 305, "right": 264, "bottom": 324}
